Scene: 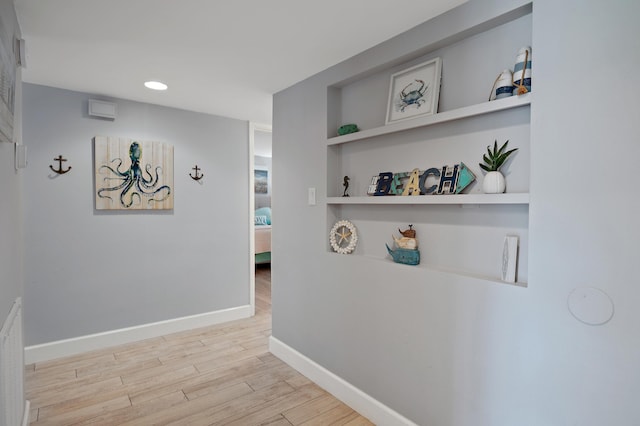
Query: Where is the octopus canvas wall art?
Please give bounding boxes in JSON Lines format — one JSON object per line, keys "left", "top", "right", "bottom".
{"left": 94, "top": 136, "right": 174, "bottom": 210}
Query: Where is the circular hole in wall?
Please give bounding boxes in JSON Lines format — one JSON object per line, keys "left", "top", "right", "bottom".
{"left": 567, "top": 287, "right": 614, "bottom": 326}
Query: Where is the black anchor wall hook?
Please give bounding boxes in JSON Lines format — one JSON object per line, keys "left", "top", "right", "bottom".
{"left": 189, "top": 165, "right": 204, "bottom": 181}
{"left": 49, "top": 155, "right": 72, "bottom": 174}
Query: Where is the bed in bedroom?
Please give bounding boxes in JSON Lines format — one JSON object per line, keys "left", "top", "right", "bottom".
{"left": 255, "top": 207, "right": 271, "bottom": 264}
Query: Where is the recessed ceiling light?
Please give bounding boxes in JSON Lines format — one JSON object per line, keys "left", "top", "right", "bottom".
{"left": 144, "top": 81, "right": 168, "bottom": 91}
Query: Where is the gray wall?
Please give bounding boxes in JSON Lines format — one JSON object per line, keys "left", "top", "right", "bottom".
{"left": 272, "top": 0, "right": 640, "bottom": 424}
{"left": 22, "top": 84, "right": 251, "bottom": 345}
{"left": 0, "top": 0, "right": 23, "bottom": 325}
{"left": 528, "top": 0, "right": 640, "bottom": 423}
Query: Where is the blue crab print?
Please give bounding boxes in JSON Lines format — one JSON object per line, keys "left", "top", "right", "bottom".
{"left": 396, "top": 79, "right": 429, "bottom": 112}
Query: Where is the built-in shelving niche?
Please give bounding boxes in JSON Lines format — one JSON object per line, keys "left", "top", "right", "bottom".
{"left": 325, "top": 3, "right": 532, "bottom": 286}
{"left": 326, "top": 203, "right": 529, "bottom": 287}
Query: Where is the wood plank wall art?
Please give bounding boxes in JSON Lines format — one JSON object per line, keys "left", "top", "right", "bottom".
{"left": 94, "top": 136, "right": 174, "bottom": 210}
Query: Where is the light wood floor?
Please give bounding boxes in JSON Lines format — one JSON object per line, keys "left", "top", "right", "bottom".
{"left": 26, "top": 265, "right": 373, "bottom": 425}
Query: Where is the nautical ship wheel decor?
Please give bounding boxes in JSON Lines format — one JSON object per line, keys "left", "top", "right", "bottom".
{"left": 329, "top": 220, "right": 358, "bottom": 254}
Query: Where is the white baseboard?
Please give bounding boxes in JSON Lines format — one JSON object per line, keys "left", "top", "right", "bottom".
{"left": 25, "top": 305, "right": 252, "bottom": 364}
{"left": 269, "top": 336, "right": 418, "bottom": 426}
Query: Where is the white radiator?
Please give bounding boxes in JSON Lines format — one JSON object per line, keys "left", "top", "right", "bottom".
{"left": 0, "top": 297, "right": 28, "bottom": 426}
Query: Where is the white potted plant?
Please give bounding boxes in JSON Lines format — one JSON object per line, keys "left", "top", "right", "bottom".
{"left": 479, "top": 140, "right": 518, "bottom": 193}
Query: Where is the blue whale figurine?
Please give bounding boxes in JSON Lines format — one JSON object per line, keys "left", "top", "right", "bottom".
{"left": 386, "top": 244, "right": 420, "bottom": 265}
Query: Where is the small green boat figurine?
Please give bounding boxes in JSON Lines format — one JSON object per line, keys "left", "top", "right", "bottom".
{"left": 338, "top": 124, "right": 359, "bottom": 136}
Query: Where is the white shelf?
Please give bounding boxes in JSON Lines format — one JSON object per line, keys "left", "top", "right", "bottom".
{"left": 426, "top": 263, "right": 528, "bottom": 288}
{"left": 327, "top": 93, "right": 531, "bottom": 146}
{"left": 327, "top": 193, "right": 529, "bottom": 205}
{"left": 328, "top": 252, "right": 527, "bottom": 288}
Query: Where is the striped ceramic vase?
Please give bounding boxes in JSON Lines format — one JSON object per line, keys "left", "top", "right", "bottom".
{"left": 494, "top": 69, "right": 514, "bottom": 100}
{"left": 512, "top": 46, "right": 532, "bottom": 94}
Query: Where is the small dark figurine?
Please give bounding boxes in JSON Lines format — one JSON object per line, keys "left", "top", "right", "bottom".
{"left": 342, "top": 176, "right": 350, "bottom": 197}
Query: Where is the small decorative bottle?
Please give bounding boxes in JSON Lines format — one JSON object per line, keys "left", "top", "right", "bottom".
{"left": 512, "top": 47, "right": 532, "bottom": 95}
{"left": 492, "top": 69, "right": 514, "bottom": 100}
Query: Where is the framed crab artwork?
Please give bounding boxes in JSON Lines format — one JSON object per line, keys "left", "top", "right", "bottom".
{"left": 94, "top": 136, "right": 174, "bottom": 210}
{"left": 385, "top": 57, "right": 442, "bottom": 125}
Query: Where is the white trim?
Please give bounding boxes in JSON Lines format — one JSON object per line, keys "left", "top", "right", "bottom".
{"left": 25, "top": 305, "right": 252, "bottom": 364}
{"left": 249, "top": 122, "right": 272, "bottom": 317}
{"left": 248, "top": 122, "right": 256, "bottom": 316}
{"left": 269, "top": 336, "right": 418, "bottom": 426}
{"left": 22, "top": 400, "right": 30, "bottom": 426}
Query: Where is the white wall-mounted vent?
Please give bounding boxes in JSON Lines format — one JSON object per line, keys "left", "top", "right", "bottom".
{"left": 88, "top": 99, "right": 117, "bottom": 120}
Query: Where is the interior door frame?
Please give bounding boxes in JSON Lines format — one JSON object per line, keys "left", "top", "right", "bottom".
{"left": 249, "top": 122, "right": 272, "bottom": 316}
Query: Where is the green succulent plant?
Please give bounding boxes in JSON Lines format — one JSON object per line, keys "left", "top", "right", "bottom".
{"left": 479, "top": 140, "right": 518, "bottom": 172}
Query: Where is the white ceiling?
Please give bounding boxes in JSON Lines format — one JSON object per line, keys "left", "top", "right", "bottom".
{"left": 14, "top": 0, "right": 465, "bottom": 124}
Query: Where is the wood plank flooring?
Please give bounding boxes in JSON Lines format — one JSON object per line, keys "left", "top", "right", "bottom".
{"left": 26, "top": 265, "right": 373, "bottom": 425}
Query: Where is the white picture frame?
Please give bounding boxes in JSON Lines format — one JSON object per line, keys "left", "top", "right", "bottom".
{"left": 385, "top": 57, "right": 442, "bottom": 125}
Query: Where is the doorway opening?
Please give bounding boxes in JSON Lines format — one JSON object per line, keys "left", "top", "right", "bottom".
{"left": 249, "top": 123, "right": 272, "bottom": 316}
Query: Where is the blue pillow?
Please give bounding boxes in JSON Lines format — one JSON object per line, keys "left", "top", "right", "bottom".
{"left": 255, "top": 207, "right": 271, "bottom": 225}
{"left": 255, "top": 215, "right": 268, "bottom": 226}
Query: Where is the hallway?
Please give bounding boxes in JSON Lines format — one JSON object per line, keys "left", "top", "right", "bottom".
{"left": 25, "top": 266, "right": 372, "bottom": 425}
